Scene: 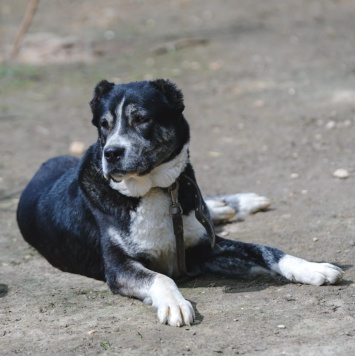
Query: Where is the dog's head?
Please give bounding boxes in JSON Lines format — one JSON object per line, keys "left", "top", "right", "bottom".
{"left": 90, "top": 79, "right": 190, "bottom": 197}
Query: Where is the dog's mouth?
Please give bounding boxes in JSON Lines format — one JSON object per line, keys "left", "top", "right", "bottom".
{"left": 110, "top": 174, "right": 123, "bottom": 183}
{"left": 103, "top": 170, "right": 123, "bottom": 183}
{"left": 106, "top": 172, "right": 126, "bottom": 183}
{"left": 104, "top": 163, "right": 154, "bottom": 183}
{"left": 106, "top": 171, "right": 136, "bottom": 183}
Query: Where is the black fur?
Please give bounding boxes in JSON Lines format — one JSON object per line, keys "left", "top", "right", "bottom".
{"left": 17, "top": 79, "right": 285, "bottom": 282}
{"left": 17, "top": 79, "right": 340, "bottom": 326}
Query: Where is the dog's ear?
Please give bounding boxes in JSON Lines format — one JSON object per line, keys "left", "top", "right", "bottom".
{"left": 89, "top": 79, "right": 115, "bottom": 113}
{"left": 151, "top": 79, "right": 185, "bottom": 113}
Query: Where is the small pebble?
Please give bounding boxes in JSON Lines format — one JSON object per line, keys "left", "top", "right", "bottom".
{"left": 253, "top": 100, "right": 265, "bottom": 107}
{"left": 277, "top": 325, "right": 286, "bottom": 329}
{"left": 281, "top": 214, "right": 291, "bottom": 219}
{"left": 104, "top": 30, "right": 116, "bottom": 40}
{"left": 290, "top": 173, "right": 299, "bottom": 179}
{"left": 208, "top": 151, "right": 221, "bottom": 158}
{"left": 342, "top": 119, "right": 351, "bottom": 128}
{"left": 326, "top": 120, "right": 336, "bottom": 129}
{"left": 313, "top": 237, "right": 319, "bottom": 242}
{"left": 69, "top": 141, "right": 86, "bottom": 156}
{"left": 288, "top": 88, "right": 296, "bottom": 95}
{"left": 333, "top": 169, "right": 349, "bottom": 179}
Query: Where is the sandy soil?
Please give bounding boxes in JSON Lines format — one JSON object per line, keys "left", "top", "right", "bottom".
{"left": 1, "top": 0, "right": 355, "bottom": 354}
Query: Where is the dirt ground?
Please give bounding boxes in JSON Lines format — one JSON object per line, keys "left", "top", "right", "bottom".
{"left": 1, "top": 0, "right": 355, "bottom": 354}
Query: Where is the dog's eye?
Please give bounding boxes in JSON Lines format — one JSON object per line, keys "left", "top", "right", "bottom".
{"left": 100, "top": 119, "right": 110, "bottom": 130}
{"left": 135, "top": 115, "right": 150, "bottom": 125}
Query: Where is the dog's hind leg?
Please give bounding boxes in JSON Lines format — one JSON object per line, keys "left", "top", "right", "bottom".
{"left": 205, "top": 193, "right": 271, "bottom": 224}
{"left": 187, "top": 237, "right": 344, "bottom": 286}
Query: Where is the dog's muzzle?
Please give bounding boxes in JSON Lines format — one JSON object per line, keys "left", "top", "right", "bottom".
{"left": 103, "top": 145, "right": 126, "bottom": 182}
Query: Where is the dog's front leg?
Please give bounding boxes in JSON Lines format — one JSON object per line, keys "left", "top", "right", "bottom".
{"left": 105, "top": 258, "right": 195, "bottom": 326}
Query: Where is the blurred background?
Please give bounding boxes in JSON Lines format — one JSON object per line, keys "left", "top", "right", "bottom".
{"left": 2, "top": 0, "right": 355, "bottom": 194}
{"left": 1, "top": 1, "right": 355, "bottom": 354}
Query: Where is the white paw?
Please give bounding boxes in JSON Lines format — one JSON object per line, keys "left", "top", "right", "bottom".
{"left": 147, "top": 275, "right": 195, "bottom": 326}
{"left": 206, "top": 193, "right": 271, "bottom": 223}
{"left": 227, "top": 193, "right": 271, "bottom": 217}
{"left": 277, "top": 255, "right": 344, "bottom": 286}
{"left": 205, "top": 199, "right": 236, "bottom": 223}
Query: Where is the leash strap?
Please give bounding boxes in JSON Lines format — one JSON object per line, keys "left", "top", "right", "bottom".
{"left": 168, "top": 181, "right": 187, "bottom": 274}
{"left": 168, "top": 175, "right": 216, "bottom": 276}
{"left": 180, "top": 174, "right": 216, "bottom": 249}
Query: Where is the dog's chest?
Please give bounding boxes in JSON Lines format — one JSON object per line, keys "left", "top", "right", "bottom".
{"left": 129, "top": 188, "right": 205, "bottom": 276}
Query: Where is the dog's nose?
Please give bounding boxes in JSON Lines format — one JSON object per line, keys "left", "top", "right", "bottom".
{"left": 104, "top": 146, "right": 125, "bottom": 163}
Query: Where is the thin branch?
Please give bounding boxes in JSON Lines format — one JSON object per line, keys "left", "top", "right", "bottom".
{"left": 9, "top": 0, "right": 40, "bottom": 61}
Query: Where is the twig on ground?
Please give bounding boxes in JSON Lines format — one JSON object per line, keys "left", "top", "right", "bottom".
{"left": 9, "top": 0, "right": 40, "bottom": 61}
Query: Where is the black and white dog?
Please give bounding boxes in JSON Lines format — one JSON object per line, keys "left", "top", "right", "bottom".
{"left": 17, "top": 79, "right": 343, "bottom": 327}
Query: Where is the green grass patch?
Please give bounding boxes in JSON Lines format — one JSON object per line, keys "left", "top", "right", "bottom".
{"left": 0, "top": 64, "right": 42, "bottom": 93}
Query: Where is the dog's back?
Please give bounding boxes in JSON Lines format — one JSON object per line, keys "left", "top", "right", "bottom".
{"left": 17, "top": 155, "right": 78, "bottom": 243}
{"left": 17, "top": 155, "right": 105, "bottom": 280}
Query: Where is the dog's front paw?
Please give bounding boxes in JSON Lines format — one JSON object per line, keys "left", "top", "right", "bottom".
{"left": 148, "top": 275, "right": 195, "bottom": 326}
{"left": 278, "top": 255, "right": 344, "bottom": 286}
{"left": 156, "top": 297, "right": 194, "bottom": 327}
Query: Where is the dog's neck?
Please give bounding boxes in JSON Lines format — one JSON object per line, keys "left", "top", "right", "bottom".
{"left": 109, "top": 144, "right": 189, "bottom": 197}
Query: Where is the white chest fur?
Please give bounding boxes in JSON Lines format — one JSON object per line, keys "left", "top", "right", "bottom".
{"left": 127, "top": 188, "right": 205, "bottom": 276}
